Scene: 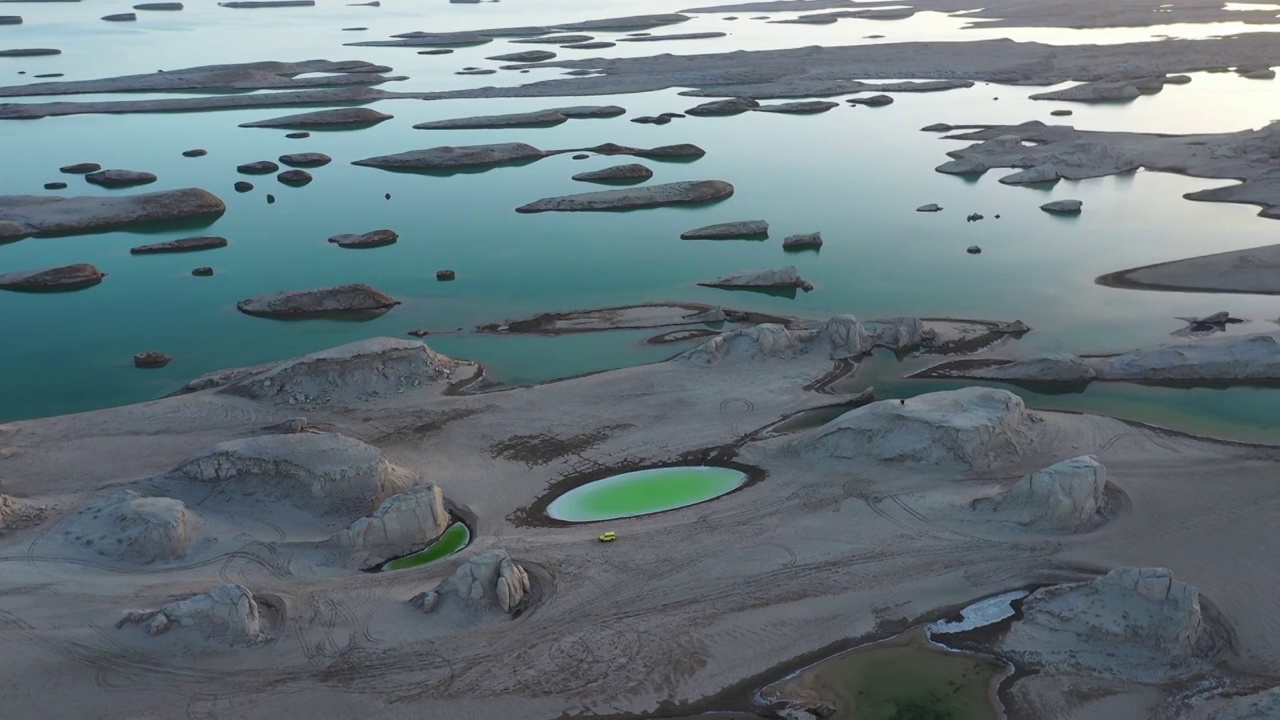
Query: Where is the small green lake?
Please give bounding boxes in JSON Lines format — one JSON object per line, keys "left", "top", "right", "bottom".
{"left": 545, "top": 466, "right": 748, "bottom": 522}
{"left": 379, "top": 522, "right": 471, "bottom": 572}
{"left": 768, "top": 630, "right": 1007, "bottom": 720}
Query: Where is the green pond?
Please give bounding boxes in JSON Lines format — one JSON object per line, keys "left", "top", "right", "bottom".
{"left": 2, "top": 1, "right": 1280, "bottom": 440}
{"left": 545, "top": 466, "right": 748, "bottom": 522}
{"left": 769, "top": 630, "right": 1006, "bottom": 720}
{"left": 380, "top": 522, "right": 471, "bottom": 572}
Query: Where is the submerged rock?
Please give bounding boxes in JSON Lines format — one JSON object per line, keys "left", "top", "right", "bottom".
{"left": 328, "top": 228, "right": 398, "bottom": 248}
{"left": 698, "top": 265, "right": 812, "bottom": 292}
{"left": 782, "top": 232, "right": 823, "bottom": 250}
{"left": 680, "top": 219, "right": 769, "bottom": 240}
{"left": 192, "top": 267, "right": 213, "bottom": 276}
{"left": 1041, "top": 199, "right": 1083, "bottom": 214}
{"left": 570, "top": 163, "right": 653, "bottom": 183}
{"left": 176, "top": 431, "right": 415, "bottom": 514}
{"left": 686, "top": 97, "right": 759, "bottom": 116}
{"left": 0, "top": 263, "right": 105, "bottom": 292}
{"left": 240, "top": 107, "right": 393, "bottom": 129}
{"left": 516, "top": 180, "right": 732, "bottom": 212}
{"left": 130, "top": 236, "right": 227, "bottom": 254}
{"left": 974, "top": 455, "right": 1108, "bottom": 530}
{"left": 436, "top": 270, "right": 456, "bottom": 281}
{"left": 63, "top": 490, "right": 191, "bottom": 562}
{"left": 119, "top": 584, "right": 266, "bottom": 646}
{"left": 85, "top": 169, "right": 157, "bottom": 188}
{"left": 792, "top": 388, "right": 1036, "bottom": 470}
{"left": 237, "top": 283, "right": 398, "bottom": 318}
{"left": 133, "top": 351, "right": 172, "bottom": 368}
{"left": 278, "top": 152, "right": 331, "bottom": 168}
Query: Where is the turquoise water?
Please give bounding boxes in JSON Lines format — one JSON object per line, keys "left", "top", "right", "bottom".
{"left": 545, "top": 466, "right": 748, "bottom": 521}
{"left": 380, "top": 521, "right": 471, "bottom": 571}
{"left": 2, "top": 2, "right": 1280, "bottom": 433}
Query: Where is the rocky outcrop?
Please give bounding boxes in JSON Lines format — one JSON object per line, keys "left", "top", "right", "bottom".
{"left": 678, "top": 315, "right": 866, "bottom": 364}
{"left": 62, "top": 491, "right": 193, "bottom": 563}
{"left": 698, "top": 265, "right": 812, "bottom": 292}
{"left": 1041, "top": 199, "right": 1083, "bottom": 214}
{"left": 681, "top": 219, "right": 769, "bottom": 239}
{"left": 791, "top": 388, "right": 1036, "bottom": 470}
{"left": 916, "top": 203, "right": 942, "bottom": 212}
{"left": 583, "top": 142, "right": 706, "bottom": 160}
{"left": 278, "top": 152, "right": 331, "bottom": 168}
{"left": 277, "top": 169, "right": 312, "bottom": 186}
{"left": 417, "top": 549, "right": 531, "bottom": 615}
{"left": 327, "top": 229, "right": 397, "bottom": 248}
{"left": 1029, "top": 77, "right": 1171, "bottom": 102}
{"left": 236, "top": 283, "right": 398, "bottom": 318}
{"left": 686, "top": 97, "right": 759, "bottom": 116}
{"left": 999, "top": 568, "right": 1207, "bottom": 682}
{"left": 516, "top": 180, "right": 732, "bottom": 212}
{"left": 0, "top": 189, "right": 227, "bottom": 240}
{"left": 134, "top": 3, "right": 185, "bottom": 10}
{"left": 219, "top": 337, "right": 461, "bottom": 405}
{"left": 0, "top": 49, "right": 61, "bottom": 58}
{"left": 335, "top": 483, "right": 449, "bottom": 568}
{"left": 570, "top": 163, "right": 653, "bottom": 183}
{"left": 413, "top": 106, "right": 623, "bottom": 130}
{"left": 118, "top": 584, "right": 266, "bottom": 646}
{"left": 84, "top": 169, "right": 158, "bottom": 188}
{"left": 0, "top": 263, "right": 104, "bottom": 292}
{"left": 103, "top": 12, "right": 137, "bottom": 21}
{"left": 353, "top": 143, "right": 548, "bottom": 172}
{"left": 238, "top": 161, "right": 280, "bottom": 174}
{"left": 847, "top": 94, "right": 893, "bottom": 106}
{"left": 1194, "top": 687, "right": 1280, "bottom": 720}
{"left": 617, "top": 31, "right": 726, "bottom": 42}
{"left": 973, "top": 455, "right": 1107, "bottom": 530}
{"left": 133, "top": 351, "right": 172, "bottom": 368}
{"left": 486, "top": 50, "right": 556, "bottom": 63}
{"left": 239, "top": 107, "right": 393, "bottom": 128}
{"left": 783, "top": 232, "right": 822, "bottom": 250}
{"left": 0, "top": 494, "right": 44, "bottom": 533}
{"left": 1000, "top": 164, "right": 1060, "bottom": 184}
{"left": 129, "top": 236, "right": 227, "bottom": 254}
{"left": 554, "top": 13, "right": 689, "bottom": 31}
{"left": 60, "top": 163, "right": 101, "bottom": 174}
{"left": 176, "top": 432, "right": 415, "bottom": 515}
{"left": 752, "top": 100, "right": 838, "bottom": 114}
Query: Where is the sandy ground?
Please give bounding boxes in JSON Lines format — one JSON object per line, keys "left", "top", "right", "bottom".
{"left": 2, "top": 326, "right": 1279, "bottom": 719}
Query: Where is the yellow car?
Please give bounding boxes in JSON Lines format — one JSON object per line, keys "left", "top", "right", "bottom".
{"left": 598, "top": 531, "right": 617, "bottom": 542}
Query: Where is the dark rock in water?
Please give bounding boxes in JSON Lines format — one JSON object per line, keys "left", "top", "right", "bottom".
{"left": 328, "top": 228, "right": 398, "bottom": 249}
{"left": 236, "top": 283, "right": 399, "bottom": 318}
{"left": 278, "top": 152, "right": 331, "bottom": 168}
{"left": 239, "top": 107, "right": 392, "bottom": 129}
{"left": 192, "top": 266, "right": 213, "bottom": 276}
{"left": 0, "top": 49, "right": 61, "bottom": 57}
{"left": 572, "top": 154, "right": 589, "bottom": 160}
{"left": 85, "top": 169, "right": 157, "bottom": 188}
{"left": 285, "top": 132, "right": 310, "bottom": 139}
{"left": 517, "top": 180, "right": 733, "bottom": 213}
{"left": 632, "top": 116, "right": 657, "bottom": 124}
{"left": 1041, "top": 199, "right": 1083, "bottom": 214}
{"left": 680, "top": 220, "right": 769, "bottom": 240}
{"left": 349, "top": 0, "right": 379, "bottom": 4}
{"left": 436, "top": 270, "right": 456, "bottom": 281}
{"left": 130, "top": 236, "right": 227, "bottom": 254}
{"left": 0, "top": 17, "right": 22, "bottom": 26}
{"left": 1051, "top": 109, "right": 1073, "bottom": 116}
{"left": 0, "top": 263, "right": 105, "bottom": 292}
{"left": 916, "top": 203, "right": 942, "bottom": 212}
{"left": 60, "top": 162, "right": 101, "bottom": 174}
{"left": 219, "top": 1, "right": 316, "bottom": 7}
{"left": 43, "top": 182, "right": 67, "bottom": 190}
{"left": 133, "top": 351, "right": 171, "bottom": 369}
{"left": 782, "top": 232, "right": 823, "bottom": 250}
{"left": 659, "top": 112, "right": 685, "bottom": 119}
{"left": 486, "top": 50, "right": 556, "bottom": 63}
{"left": 847, "top": 94, "right": 894, "bottom": 107}
{"left": 354, "top": 142, "right": 547, "bottom": 172}
{"left": 755, "top": 100, "right": 839, "bottom": 114}
{"left": 237, "top": 160, "right": 279, "bottom": 174}
{"left": 234, "top": 181, "right": 253, "bottom": 193}
{"left": 384, "top": 192, "right": 391, "bottom": 199}
{"left": 686, "top": 97, "right": 759, "bottom": 116}
{"left": 277, "top": 169, "right": 312, "bottom": 186}
{"left": 407, "top": 329, "right": 429, "bottom": 337}
{"left": 266, "top": 194, "right": 276, "bottom": 204}
{"left": 921, "top": 123, "right": 953, "bottom": 132}
{"left": 134, "top": 3, "right": 185, "bottom": 9}
{"left": 102, "top": 12, "right": 137, "bottom": 21}
{"left": 0, "top": 188, "right": 225, "bottom": 241}
{"left": 571, "top": 163, "right": 653, "bottom": 184}
{"left": 34, "top": 73, "right": 64, "bottom": 78}
{"left": 342, "top": 27, "right": 367, "bottom": 31}
{"left": 651, "top": 115, "right": 671, "bottom": 125}
{"left": 967, "top": 245, "right": 982, "bottom": 254}
{"left": 966, "top": 213, "right": 984, "bottom": 222}
{"left": 182, "top": 149, "right": 207, "bottom": 157}
{"left": 456, "top": 69, "right": 496, "bottom": 76}
{"left": 562, "top": 41, "right": 615, "bottom": 49}
{"left": 418, "top": 49, "right": 454, "bottom": 55}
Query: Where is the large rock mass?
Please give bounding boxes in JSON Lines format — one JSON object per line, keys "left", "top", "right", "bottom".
{"left": 335, "top": 483, "right": 449, "bottom": 567}
{"left": 327, "top": 229, "right": 398, "bottom": 248}
{"left": 680, "top": 219, "right": 769, "bottom": 240}
{"left": 236, "top": 283, "right": 398, "bottom": 318}
{"left": 119, "top": 584, "right": 266, "bottom": 646}
{"left": 973, "top": 455, "right": 1108, "bottom": 530}
{"left": 0, "top": 263, "right": 105, "bottom": 292}
{"left": 353, "top": 143, "right": 547, "bottom": 171}
{"left": 62, "top": 490, "right": 193, "bottom": 563}
{"left": 0, "top": 189, "right": 225, "bottom": 241}
{"left": 999, "top": 568, "right": 1207, "bottom": 682}
{"left": 84, "top": 169, "right": 158, "bottom": 188}
{"left": 414, "top": 106, "right": 623, "bottom": 130}
{"left": 217, "top": 337, "right": 460, "bottom": 405}
{"left": 516, "top": 180, "right": 732, "bottom": 212}
{"left": 414, "top": 549, "right": 531, "bottom": 615}
{"left": 129, "top": 236, "right": 227, "bottom": 254}
{"left": 792, "top": 387, "right": 1036, "bottom": 470}
{"left": 239, "top": 107, "right": 393, "bottom": 128}
{"left": 697, "top": 265, "right": 813, "bottom": 292}
{"left": 678, "top": 315, "right": 867, "bottom": 364}
{"left": 570, "top": 163, "right": 653, "bottom": 183}
{"left": 175, "top": 432, "right": 415, "bottom": 515}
